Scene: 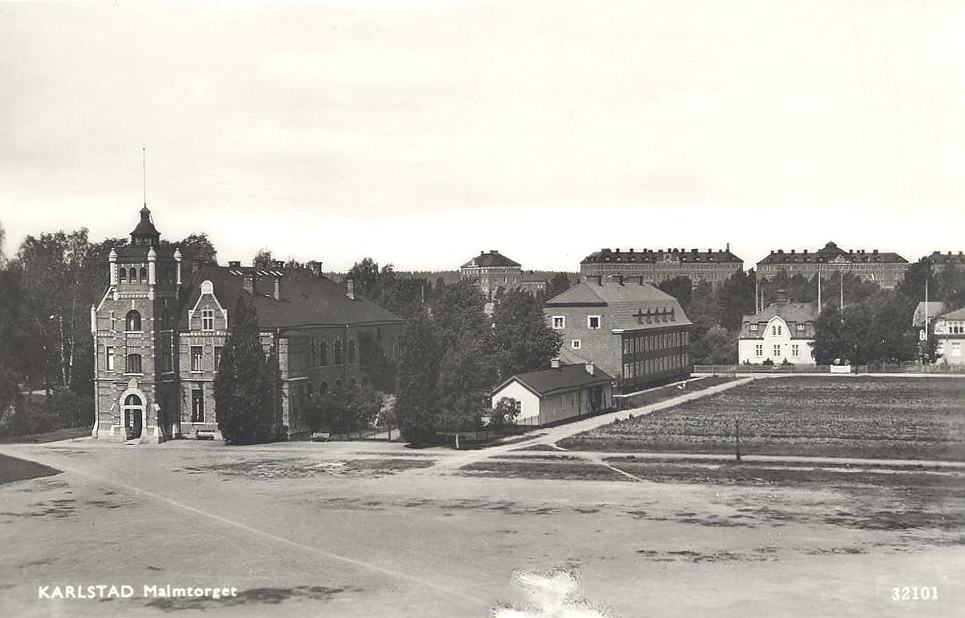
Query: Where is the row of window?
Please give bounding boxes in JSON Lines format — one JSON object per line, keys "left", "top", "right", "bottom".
{"left": 754, "top": 343, "right": 804, "bottom": 358}
{"left": 116, "top": 264, "right": 179, "bottom": 284}
{"left": 552, "top": 316, "right": 602, "bottom": 330}
{"left": 309, "top": 338, "right": 355, "bottom": 367}
{"left": 749, "top": 323, "right": 807, "bottom": 334}
{"left": 622, "top": 330, "right": 689, "bottom": 356}
{"left": 946, "top": 322, "right": 965, "bottom": 334}
{"left": 105, "top": 345, "right": 221, "bottom": 374}
{"left": 623, "top": 353, "right": 690, "bottom": 379}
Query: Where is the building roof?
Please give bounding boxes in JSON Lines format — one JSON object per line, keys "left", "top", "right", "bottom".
{"left": 130, "top": 206, "right": 161, "bottom": 245}
{"left": 461, "top": 250, "right": 521, "bottom": 269}
{"left": 739, "top": 301, "right": 818, "bottom": 339}
{"left": 758, "top": 241, "right": 907, "bottom": 266}
{"left": 927, "top": 251, "right": 965, "bottom": 267}
{"left": 545, "top": 279, "right": 692, "bottom": 331}
{"left": 493, "top": 363, "right": 614, "bottom": 398}
{"left": 581, "top": 247, "right": 742, "bottom": 265}
{"left": 938, "top": 305, "right": 965, "bottom": 321}
{"left": 913, "top": 301, "right": 950, "bottom": 327}
{"left": 178, "top": 266, "right": 403, "bottom": 331}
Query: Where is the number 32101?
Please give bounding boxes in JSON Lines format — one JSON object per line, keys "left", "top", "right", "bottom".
{"left": 892, "top": 587, "right": 938, "bottom": 601}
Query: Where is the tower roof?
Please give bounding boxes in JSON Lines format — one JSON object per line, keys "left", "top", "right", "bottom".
{"left": 130, "top": 206, "right": 161, "bottom": 246}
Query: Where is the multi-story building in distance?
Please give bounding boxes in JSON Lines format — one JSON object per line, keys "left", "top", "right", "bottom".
{"left": 756, "top": 241, "right": 908, "bottom": 288}
{"left": 925, "top": 251, "right": 965, "bottom": 274}
{"left": 579, "top": 246, "right": 743, "bottom": 287}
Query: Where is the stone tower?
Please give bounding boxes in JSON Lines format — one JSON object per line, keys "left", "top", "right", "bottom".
{"left": 91, "top": 207, "right": 182, "bottom": 442}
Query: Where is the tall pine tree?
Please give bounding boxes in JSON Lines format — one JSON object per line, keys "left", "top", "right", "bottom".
{"left": 214, "top": 294, "right": 273, "bottom": 444}
{"left": 394, "top": 310, "right": 441, "bottom": 445}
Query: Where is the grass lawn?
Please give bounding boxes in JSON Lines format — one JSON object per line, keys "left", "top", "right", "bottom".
{"left": 0, "top": 426, "right": 90, "bottom": 444}
{"left": 558, "top": 376, "right": 965, "bottom": 460}
{"left": 0, "top": 453, "right": 61, "bottom": 485}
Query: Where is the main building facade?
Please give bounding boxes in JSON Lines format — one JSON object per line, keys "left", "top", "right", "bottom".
{"left": 91, "top": 208, "right": 403, "bottom": 443}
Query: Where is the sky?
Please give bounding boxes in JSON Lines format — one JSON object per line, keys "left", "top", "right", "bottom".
{"left": 2, "top": 0, "right": 964, "bottom": 272}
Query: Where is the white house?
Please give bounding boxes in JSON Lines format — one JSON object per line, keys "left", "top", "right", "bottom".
{"left": 933, "top": 306, "right": 965, "bottom": 365}
{"left": 738, "top": 294, "right": 818, "bottom": 365}
{"left": 491, "top": 361, "right": 614, "bottom": 427}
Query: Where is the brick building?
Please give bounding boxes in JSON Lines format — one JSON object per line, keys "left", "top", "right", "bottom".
{"left": 91, "top": 208, "right": 403, "bottom": 443}
{"left": 756, "top": 241, "right": 909, "bottom": 288}
{"left": 579, "top": 246, "right": 743, "bottom": 287}
{"left": 460, "top": 250, "right": 524, "bottom": 301}
{"left": 544, "top": 276, "right": 692, "bottom": 393}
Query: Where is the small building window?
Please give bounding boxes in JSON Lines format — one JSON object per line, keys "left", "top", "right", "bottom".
{"left": 105, "top": 346, "right": 114, "bottom": 370}
{"left": 201, "top": 309, "right": 214, "bottom": 331}
{"left": 191, "top": 346, "right": 203, "bottom": 372}
{"left": 792, "top": 344, "right": 800, "bottom": 357}
{"left": 140, "top": 267, "right": 148, "bottom": 283}
{"left": 118, "top": 268, "right": 126, "bottom": 282}
{"left": 334, "top": 339, "right": 344, "bottom": 365}
{"left": 755, "top": 344, "right": 764, "bottom": 357}
{"left": 750, "top": 324, "right": 758, "bottom": 332}
{"left": 125, "top": 310, "right": 142, "bottom": 332}
{"left": 320, "top": 340, "right": 328, "bottom": 366}
{"left": 773, "top": 344, "right": 782, "bottom": 357}
{"left": 348, "top": 339, "right": 356, "bottom": 364}
{"left": 552, "top": 316, "right": 565, "bottom": 330}
{"left": 191, "top": 389, "right": 205, "bottom": 423}
{"left": 126, "top": 353, "right": 142, "bottom": 374}
{"left": 214, "top": 346, "right": 223, "bottom": 370}
{"left": 129, "top": 268, "right": 137, "bottom": 281}
{"left": 572, "top": 339, "right": 581, "bottom": 349}
{"left": 587, "top": 316, "right": 601, "bottom": 329}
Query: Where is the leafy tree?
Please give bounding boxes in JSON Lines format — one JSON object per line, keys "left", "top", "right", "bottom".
{"left": 162, "top": 232, "right": 218, "bottom": 267}
{"left": 492, "top": 288, "right": 562, "bottom": 380}
{"left": 937, "top": 264, "right": 965, "bottom": 308}
{"left": 716, "top": 269, "right": 756, "bottom": 331}
{"left": 545, "top": 272, "right": 573, "bottom": 300}
{"left": 657, "top": 276, "right": 693, "bottom": 310}
{"left": 252, "top": 248, "right": 274, "bottom": 269}
{"left": 394, "top": 311, "right": 441, "bottom": 444}
{"left": 895, "top": 258, "right": 940, "bottom": 310}
{"left": 358, "top": 332, "right": 396, "bottom": 393}
{"left": 490, "top": 397, "right": 520, "bottom": 429}
{"left": 692, "top": 325, "right": 737, "bottom": 364}
{"left": 382, "top": 277, "right": 430, "bottom": 319}
{"left": 214, "top": 295, "right": 273, "bottom": 444}
{"left": 812, "top": 290, "right": 917, "bottom": 365}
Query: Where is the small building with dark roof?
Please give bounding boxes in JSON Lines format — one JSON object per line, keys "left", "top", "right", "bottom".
{"left": 544, "top": 276, "right": 692, "bottom": 393}
{"left": 738, "top": 292, "right": 818, "bottom": 365}
{"left": 580, "top": 246, "right": 743, "bottom": 287}
{"left": 92, "top": 208, "right": 404, "bottom": 443}
{"left": 756, "top": 241, "right": 909, "bottom": 288}
{"left": 491, "top": 361, "right": 614, "bottom": 427}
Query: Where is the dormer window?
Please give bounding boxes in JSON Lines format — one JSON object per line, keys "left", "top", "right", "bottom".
{"left": 750, "top": 324, "right": 759, "bottom": 331}
{"left": 125, "top": 310, "right": 142, "bottom": 332}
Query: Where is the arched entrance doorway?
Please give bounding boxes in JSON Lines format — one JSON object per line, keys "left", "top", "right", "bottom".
{"left": 123, "top": 394, "right": 143, "bottom": 439}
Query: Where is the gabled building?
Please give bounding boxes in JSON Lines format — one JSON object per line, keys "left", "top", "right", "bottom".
{"left": 580, "top": 246, "right": 743, "bottom": 287}
{"left": 460, "top": 250, "right": 523, "bottom": 301}
{"left": 544, "top": 276, "right": 692, "bottom": 393}
{"left": 738, "top": 292, "right": 818, "bottom": 365}
{"left": 933, "top": 306, "right": 965, "bottom": 365}
{"left": 491, "top": 361, "right": 614, "bottom": 427}
{"left": 756, "top": 241, "right": 908, "bottom": 288}
{"left": 91, "top": 208, "right": 404, "bottom": 443}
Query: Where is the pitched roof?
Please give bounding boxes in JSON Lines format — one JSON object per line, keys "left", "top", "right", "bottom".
{"left": 494, "top": 363, "right": 613, "bottom": 398}
{"left": 545, "top": 280, "right": 692, "bottom": 331}
{"left": 913, "top": 301, "right": 950, "bottom": 327}
{"left": 927, "top": 251, "right": 965, "bottom": 266}
{"left": 938, "top": 305, "right": 965, "bottom": 321}
{"left": 758, "top": 241, "right": 907, "bottom": 265}
{"left": 461, "top": 251, "right": 521, "bottom": 269}
{"left": 178, "top": 266, "right": 403, "bottom": 330}
{"left": 581, "top": 247, "right": 742, "bottom": 265}
{"left": 739, "top": 301, "right": 818, "bottom": 339}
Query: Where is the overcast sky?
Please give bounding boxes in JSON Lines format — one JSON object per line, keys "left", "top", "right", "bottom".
{"left": 2, "top": 1, "right": 964, "bottom": 272}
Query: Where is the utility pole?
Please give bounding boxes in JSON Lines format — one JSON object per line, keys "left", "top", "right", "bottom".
{"left": 735, "top": 417, "right": 742, "bottom": 463}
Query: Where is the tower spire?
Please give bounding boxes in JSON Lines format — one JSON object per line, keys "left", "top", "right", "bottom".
{"left": 142, "top": 147, "right": 147, "bottom": 208}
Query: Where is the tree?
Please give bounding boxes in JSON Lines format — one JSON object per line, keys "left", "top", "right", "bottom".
{"left": 812, "top": 290, "right": 917, "bottom": 366}
{"left": 545, "top": 272, "right": 573, "bottom": 300}
{"left": 163, "top": 232, "right": 218, "bottom": 267}
{"left": 657, "top": 276, "right": 693, "bottom": 310}
{"left": 492, "top": 288, "right": 562, "bottom": 380}
{"left": 252, "top": 248, "right": 274, "bottom": 269}
{"left": 358, "top": 332, "right": 396, "bottom": 393}
{"left": 938, "top": 264, "right": 965, "bottom": 308}
{"left": 214, "top": 294, "right": 273, "bottom": 444}
{"left": 692, "top": 325, "right": 737, "bottom": 364}
{"left": 382, "top": 277, "right": 430, "bottom": 319}
{"left": 394, "top": 311, "right": 441, "bottom": 444}
{"left": 490, "top": 397, "right": 520, "bottom": 429}
{"left": 716, "top": 270, "right": 756, "bottom": 331}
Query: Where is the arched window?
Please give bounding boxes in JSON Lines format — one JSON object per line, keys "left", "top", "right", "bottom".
{"left": 319, "top": 340, "right": 328, "bottom": 366}
{"left": 348, "top": 339, "right": 356, "bottom": 364}
{"left": 118, "top": 267, "right": 127, "bottom": 282}
{"left": 334, "top": 340, "right": 343, "bottom": 365}
{"left": 125, "top": 310, "right": 141, "bottom": 331}
{"left": 319, "top": 382, "right": 328, "bottom": 395}
{"left": 306, "top": 384, "right": 315, "bottom": 400}
{"left": 129, "top": 268, "right": 137, "bottom": 281}
{"left": 140, "top": 267, "right": 147, "bottom": 283}
{"left": 126, "top": 354, "right": 142, "bottom": 374}
{"left": 349, "top": 377, "right": 357, "bottom": 388}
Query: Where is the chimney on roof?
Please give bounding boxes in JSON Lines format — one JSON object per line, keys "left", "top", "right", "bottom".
{"left": 273, "top": 276, "right": 280, "bottom": 301}
{"left": 243, "top": 271, "right": 256, "bottom": 295}
{"left": 228, "top": 260, "right": 241, "bottom": 268}
{"left": 726, "top": 242, "right": 730, "bottom": 252}
{"left": 551, "top": 358, "right": 561, "bottom": 369}
{"left": 346, "top": 278, "right": 355, "bottom": 300}
{"left": 585, "top": 361, "right": 595, "bottom": 376}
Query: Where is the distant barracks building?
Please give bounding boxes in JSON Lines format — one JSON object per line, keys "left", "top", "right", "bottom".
{"left": 545, "top": 276, "right": 692, "bottom": 393}
{"left": 460, "top": 250, "right": 545, "bottom": 300}
{"left": 756, "top": 241, "right": 908, "bottom": 288}
{"left": 925, "top": 251, "right": 965, "bottom": 274}
{"left": 91, "top": 208, "right": 403, "bottom": 443}
{"left": 580, "top": 246, "right": 743, "bottom": 287}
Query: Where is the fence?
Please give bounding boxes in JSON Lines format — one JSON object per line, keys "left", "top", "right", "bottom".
{"left": 695, "top": 364, "right": 965, "bottom": 375}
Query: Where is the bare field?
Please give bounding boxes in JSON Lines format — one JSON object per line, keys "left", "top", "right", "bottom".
{"left": 559, "top": 376, "right": 965, "bottom": 460}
